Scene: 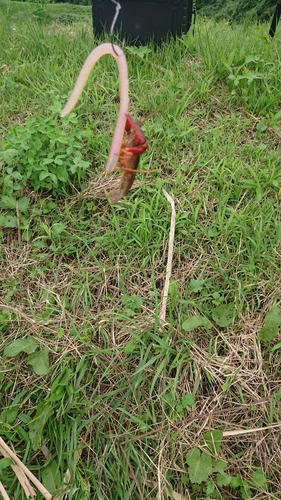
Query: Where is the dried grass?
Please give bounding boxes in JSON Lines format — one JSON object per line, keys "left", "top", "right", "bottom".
{"left": 1, "top": 198, "right": 281, "bottom": 498}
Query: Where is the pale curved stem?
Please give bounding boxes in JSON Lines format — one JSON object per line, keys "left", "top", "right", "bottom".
{"left": 61, "top": 43, "right": 129, "bottom": 173}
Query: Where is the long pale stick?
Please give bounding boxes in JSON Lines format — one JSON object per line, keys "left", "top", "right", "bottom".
{"left": 10, "top": 463, "right": 36, "bottom": 498}
{"left": 159, "top": 189, "right": 176, "bottom": 324}
{"left": 0, "top": 438, "right": 52, "bottom": 500}
{"left": 0, "top": 482, "right": 11, "bottom": 500}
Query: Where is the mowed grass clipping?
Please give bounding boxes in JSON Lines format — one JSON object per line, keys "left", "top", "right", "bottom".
{"left": 0, "top": 3, "right": 281, "bottom": 499}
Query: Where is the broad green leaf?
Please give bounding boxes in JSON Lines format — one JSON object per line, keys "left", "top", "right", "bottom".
{"left": 250, "top": 468, "right": 267, "bottom": 489}
{"left": 212, "top": 304, "right": 236, "bottom": 327}
{"left": 33, "top": 138, "right": 43, "bottom": 150}
{"left": 54, "top": 157, "right": 63, "bottom": 165}
{"left": 259, "top": 306, "right": 281, "bottom": 343}
{"left": 56, "top": 168, "right": 68, "bottom": 182}
{"left": 182, "top": 315, "right": 211, "bottom": 332}
{"left": 271, "top": 342, "right": 281, "bottom": 353}
{"left": 42, "top": 460, "right": 60, "bottom": 494}
{"left": 241, "top": 480, "right": 252, "bottom": 499}
{"left": 212, "top": 459, "right": 227, "bottom": 475}
{"left": 256, "top": 120, "right": 267, "bottom": 133}
{"left": 14, "top": 424, "right": 29, "bottom": 442}
{"left": 49, "top": 173, "right": 57, "bottom": 184}
{"left": 52, "top": 222, "right": 66, "bottom": 237}
{"left": 29, "top": 402, "right": 54, "bottom": 450}
{"left": 2, "top": 215, "right": 18, "bottom": 228}
{"left": 18, "top": 196, "right": 30, "bottom": 212}
{"left": 0, "top": 195, "right": 17, "bottom": 209}
{"left": 202, "top": 430, "right": 223, "bottom": 455}
{"left": 27, "top": 347, "right": 49, "bottom": 375}
{"left": 0, "top": 405, "right": 18, "bottom": 425}
{"left": 0, "top": 309, "right": 9, "bottom": 325}
{"left": 22, "top": 228, "right": 34, "bottom": 242}
{"left": 181, "top": 393, "right": 195, "bottom": 409}
{"left": 125, "top": 342, "right": 138, "bottom": 354}
{"left": 274, "top": 110, "right": 281, "bottom": 120}
{"left": 189, "top": 279, "right": 205, "bottom": 293}
{"left": 208, "top": 227, "right": 218, "bottom": 238}
{"left": 69, "top": 163, "right": 77, "bottom": 174}
{"left": 39, "top": 171, "right": 50, "bottom": 181}
{"left": 256, "top": 186, "right": 264, "bottom": 202}
{"left": 0, "top": 148, "right": 19, "bottom": 163}
{"left": 121, "top": 295, "right": 143, "bottom": 311}
{"left": 216, "top": 473, "right": 232, "bottom": 486}
{"left": 0, "top": 458, "right": 13, "bottom": 471}
{"left": 9, "top": 171, "right": 22, "bottom": 180}
{"left": 205, "top": 480, "right": 215, "bottom": 495}
{"left": 42, "top": 157, "right": 54, "bottom": 165}
{"left": 4, "top": 337, "right": 38, "bottom": 357}
{"left": 186, "top": 448, "right": 213, "bottom": 484}
{"left": 230, "top": 474, "right": 243, "bottom": 487}
{"left": 18, "top": 412, "right": 32, "bottom": 424}
{"left": 124, "top": 308, "right": 136, "bottom": 317}
{"left": 126, "top": 45, "right": 152, "bottom": 58}
{"left": 56, "top": 135, "right": 69, "bottom": 144}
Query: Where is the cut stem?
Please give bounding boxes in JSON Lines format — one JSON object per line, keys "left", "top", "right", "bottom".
{"left": 159, "top": 189, "right": 176, "bottom": 324}
{"left": 0, "top": 438, "right": 51, "bottom": 500}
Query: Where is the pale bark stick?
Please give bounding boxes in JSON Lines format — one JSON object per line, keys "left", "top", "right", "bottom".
{"left": 0, "top": 481, "right": 11, "bottom": 500}
{"left": 0, "top": 438, "right": 52, "bottom": 500}
{"left": 10, "top": 464, "right": 36, "bottom": 498}
{"left": 159, "top": 189, "right": 176, "bottom": 324}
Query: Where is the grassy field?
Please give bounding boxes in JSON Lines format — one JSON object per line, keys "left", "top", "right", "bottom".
{"left": 0, "top": 2, "right": 281, "bottom": 499}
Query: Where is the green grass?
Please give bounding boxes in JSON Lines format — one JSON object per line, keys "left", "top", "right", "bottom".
{"left": 0, "top": 2, "right": 281, "bottom": 499}
{"left": 0, "top": 0, "right": 91, "bottom": 24}
{"left": 197, "top": 0, "right": 276, "bottom": 23}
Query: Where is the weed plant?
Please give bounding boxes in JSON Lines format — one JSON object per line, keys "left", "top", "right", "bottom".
{"left": 0, "top": 3, "right": 281, "bottom": 499}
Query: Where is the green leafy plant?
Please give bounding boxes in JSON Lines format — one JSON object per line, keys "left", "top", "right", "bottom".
{"left": 175, "top": 393, "right": 195, "bottom": 415}
{"left": 162, "top": 392, "right": 195, "bottom": 420}
{"left": 211, "top": 303, "right": 237, "bottom": 327}
{"left": 182, "top": 314, "right": 212, "bottom": 332}
{"left": 184, "top": 433, "right": 268, "bottom": 498}
{"left": 1, "top": 111, "right": 90, "bottom": 195}
{"left": 0, "top": 103, "right": 90, "bottom": 229}
{"left": 0, "top": 7, "right": 280, "bottom": 499}
{"left": 4, "top": 337, "right": 50, "bottom": 375}
{"left": 222, "top": 53, "right": 264, "bottom": 89}
{"left": 186, "top": 448, "right": 213, "bottom": 484}
{"left": 121, "top": 294, "right": 143, "bottom": 317}
{"left": 126, "top": 46, "right": 152, "bottom": 59}
{"left": 31, "top": 0, "right": 52, "bottom": 24}
{"left": 0, "top": 309, "right": 11, "bottom": 332}
{"left": 29, "top": 368, "right": 74, "bottom": 450}
{"left": 41, "top": 460, "right": 61, "bottom": 495}
{"left": 0, "top": 458, "right": 13, "bottom": 472}
{"left": 259, "top": 305, "right": 281, "bottom": 342}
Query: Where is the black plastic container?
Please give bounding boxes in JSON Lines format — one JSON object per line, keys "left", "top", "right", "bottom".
{"left": 92, "top": 0, "right": 193, "bottom": 45}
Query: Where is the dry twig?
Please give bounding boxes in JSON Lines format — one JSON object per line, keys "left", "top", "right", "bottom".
{"left": 0, "top": 438, "right": 52, "bottom": 500}
{"left": 0, "top": 481, "right": 11, "bottom": 500}
{"left": 159, "top": 189, "right": 176, "bottom": 324}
